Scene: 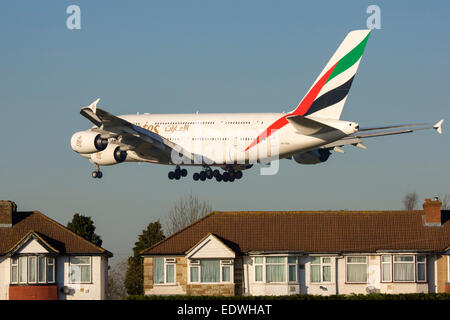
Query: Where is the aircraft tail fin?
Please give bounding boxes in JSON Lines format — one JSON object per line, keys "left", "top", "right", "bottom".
{"left": 291, "top": 30, "right": 371, "bottom": 120}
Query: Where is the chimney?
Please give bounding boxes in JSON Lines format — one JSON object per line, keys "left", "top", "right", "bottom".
{"left": 422, "top": 197, "right": 442, "bottom": 226}
{"left": 0, "top": 200, "right": 16, "bottom": 228}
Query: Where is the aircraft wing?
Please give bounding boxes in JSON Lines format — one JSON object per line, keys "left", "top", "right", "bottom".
{"left": 321, "top": 120, "right": 444, "bottom": 151}
{"left": 79, "top": 99, "right": 196, "bottom": 163}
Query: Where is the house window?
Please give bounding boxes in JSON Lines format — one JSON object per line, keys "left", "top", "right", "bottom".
{"left": 393, "top": 255, "right": 415, "bottom": 282}
{"left": 70, "top": 256, "right": 91, "bottom": 283}
{"left": 154, "top": 257, "right": 176, "bottom": 284}
{"left": 381, "top": 255, "right": 392, "bottom": 282}
{"left": 188, "top": 259, "right": 233, "bottom": 284}
{"left": 28, "top": 256, "right": 37, "bottom": 283}
{"left": 11, "top": 256, "right": 55, "bottom": 284}
{"left": 288, "top": 257, "right": 298, "bottom": 282}
{"left": 382, "top": 255, "right": 427, "bottom": 283}
{"left": 416, "top": 255, "right": 426, "bottom": 282}
{"left": 254, "top": 257, "right": 263, "bottom": 282}
{"left": 311, "top": 257, "right": 332, "bottom": 283}
{"left": 11, "top": 257, "right": 18, "bottom": 283}
{"left": 266, "top": 257, "right": 286, "bottom": 283}
{"left": 253, "top": 256, "right": 299, "bottom": 283}
{"left": 346, "top": 256, "right": 367, "bottom": 283}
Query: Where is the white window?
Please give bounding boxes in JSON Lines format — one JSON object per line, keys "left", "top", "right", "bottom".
{"left": 416, "top": 255, "right": 426, "bottom": 282}
{"left": 11, "top": 255, "right": 55, "bottom": 284}
{"left": 188, "top": 259, "right": 233, "bottom": 284}
{"left": 19, "top": 256, "right": 27, "bottom": 283}
{"left": 154, "top": 257, "right": 176, "bottom": 284}
{"left": 266, "top": 257, "right": 286, "bottom": 283}
{"left": 253, "top": 256, "right": 299, "bottom": 283}
{"left": 10, "top": 257, "right": 18, "bottom": 283}
{"left": 46, "top": 257, "right": 55, "bottom": 283}
{"left": 28, "top": 256, "right": 37, "bottom": 283}
{"left": 393, "top": 255, "right": 414, "bottom": 282}
{"left": 382, "top": 255, "right": 427, "bottom": 283}
{"left": 381, "top": 255, "right": 392, "bottom": 282}
{"left": 69, "top": 256, "right": 91, "bottom": 283}
{"left": 288, "top": 257, "right": 298, "bottom": 282}
{"left": 254, "top": 257, "right": 263, "bottom": 282}
{"left": 311, "top": 257, "right": 332, "bottom": 283}
{"left": 346, "top": 256, "right": 367, "bottom": 283}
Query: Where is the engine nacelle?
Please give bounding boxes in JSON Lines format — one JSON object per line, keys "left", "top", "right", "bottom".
{"left": 293, "top": 149, "right": 331, "bottom": 165}
{"left": 90, "top": 144, "right": 128, "bottom": 165}
{"left": 71, "top": 131, "right": 108, "bottom": 154}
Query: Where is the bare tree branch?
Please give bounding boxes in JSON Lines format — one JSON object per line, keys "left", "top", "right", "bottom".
{"left": 108, "top": 259, "right": 128, "bottom": 300}
{"left": 164, "top": 193, "right": 212, "bottom": 236}
{"left": 402, "top": 192, "right": 418, "bottom": 210}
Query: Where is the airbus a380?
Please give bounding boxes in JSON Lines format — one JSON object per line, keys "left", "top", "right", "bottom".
{"left": 71, "top": 30, "right": 443, "bottom": 182}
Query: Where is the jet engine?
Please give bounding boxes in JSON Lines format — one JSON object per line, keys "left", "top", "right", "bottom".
{"left": 70, "top": 131, "right": 108, "bottom": 154}
{"left": 90, "top": 144, "right": 128, "bottom": 165}
{"left": 293, "top": 149, "right": 331, "bottom": 165}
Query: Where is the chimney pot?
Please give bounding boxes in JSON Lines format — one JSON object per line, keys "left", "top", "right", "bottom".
{"left": 0, "top": 200, "right": 16, "bottom": 228}
{"left": 422, "top": 198, "right": 442, "bottom": 226}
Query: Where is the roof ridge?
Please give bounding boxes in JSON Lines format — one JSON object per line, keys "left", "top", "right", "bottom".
{"left": 32, "top": 210, "right": 112, "bottom": 256}
{"left": 140, "top": 211, "right": 218, "bottom": 255}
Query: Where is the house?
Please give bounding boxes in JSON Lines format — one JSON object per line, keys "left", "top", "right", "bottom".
{"left": 0, "top": 200, "right": 112, "bottom": 300}
{"left": 141, "top": 198, "right": 450, "bottom": 296}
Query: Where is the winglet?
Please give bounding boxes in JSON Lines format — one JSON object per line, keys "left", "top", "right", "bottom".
{"left": 433, "top": 119, "right": 444, "bottom": 134}
{"left": 87, "top": 98, "right": 100, "bottom": 114}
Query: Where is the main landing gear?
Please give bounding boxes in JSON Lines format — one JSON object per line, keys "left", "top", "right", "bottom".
{"left": 192, "top": 167, "right": 243, "bottom": 183}
{"left": 92, "top": 164, "right": 103, "bottom": 179}
{"left": 168, "top": 166, "right": 188, "bottom": 180}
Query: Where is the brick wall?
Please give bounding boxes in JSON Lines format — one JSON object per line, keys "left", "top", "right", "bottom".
{"left": 9, "top": 285, "right": 58, "bottom": 300}
{"left": 186, "top": 284, "right": 234, "bottom": 296}
{"left": 143, "top": 257, "right": 153, "bottom": 291}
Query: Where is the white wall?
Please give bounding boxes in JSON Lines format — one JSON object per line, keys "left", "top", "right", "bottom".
{"left": 57, "top": 255, "right": 108, "bottom": 300}
{"left": 0, "top": 257, "right": 10, "bottom": 300}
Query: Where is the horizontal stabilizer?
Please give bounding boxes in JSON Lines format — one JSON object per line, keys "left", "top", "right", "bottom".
{"left": 434, "top": 119, "right": 444, "bottom": 134}
{"left": 286, "top": 115, "right": 336, "bottom": 135}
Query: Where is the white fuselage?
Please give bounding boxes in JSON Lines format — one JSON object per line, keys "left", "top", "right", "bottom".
{"left": 81, "top": 112, "right": 356, "bottom": 166}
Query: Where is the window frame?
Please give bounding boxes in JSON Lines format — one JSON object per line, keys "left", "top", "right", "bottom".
{"left": 153, "top": 257, "right": 177, "bottom": 285}
{"left": 381, "top": 255, "right": 392, "bottom": 283}
{"left": 187, "top": 259, "right": 233, "bottom": 284}
{"left": 69, "top": 256, "right": 92, "bottom": 284}
{"left": 345, "top": 256, "right": 368, "bottom": 284}
{"left": 310, "top": 256, "right": 332, "bottom": 284}
{"left": 10, "top": 255, "right": 55, "bottom": 285}
{"left": 10, "top": 257, "right": 19, "bottom": 284}
{"left": 380, "top": 254, "right": 427, "bottom": 283}
{"left": 251, "top": 255, "right": 299, "bottom": 284}
{"left": 393, "top": 255, "right": 415, "bottom": 283}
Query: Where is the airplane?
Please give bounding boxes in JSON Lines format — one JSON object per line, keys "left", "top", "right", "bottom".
{"left": 70, "top": 29, "right": 443, "bottom": 182}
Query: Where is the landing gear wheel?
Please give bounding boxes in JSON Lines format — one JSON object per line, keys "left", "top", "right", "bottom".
{"left": 215, "top": 174, "right": 222, "bottom": 182}
{"left": 97, "top": 171, "right": 103, "bottom": 179}
{"left": 222, "top": 175, "right": 229, "bottom": 182}
{"left": 92, "top": 171, "right": 98, "bottom": 179}
{"left": 235, "top": 171, "right": 243, "bottom": 179}
{"left": 199, "top": 171, "right": 206, "bottom": 181}
{"left": 181, "top": 169, "right": 187, "bottom": 177}
{"left": 206, "top": 170, "right": 213, "bottom": 179}
{"left": 213, "top": 169, "right": 220, "bottom": 178}
{"left": 193, "top": 173, "right": 200, "bottom": 181}
{"left": 168, "top": 171, "right": 175, "bottom": 180}
{"left": 174, "top": 171, "right": 181, "bottom": 180}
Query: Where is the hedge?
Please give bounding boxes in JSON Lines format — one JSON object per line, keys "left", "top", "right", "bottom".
{"left": 127, "top": 293, "right": 450, "bottom": 300}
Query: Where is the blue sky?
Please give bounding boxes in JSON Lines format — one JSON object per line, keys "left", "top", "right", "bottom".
{"left": 1, "top": 1, "right": 449, "bottom": 264}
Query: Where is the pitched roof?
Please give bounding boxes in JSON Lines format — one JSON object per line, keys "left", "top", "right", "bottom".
{"left": 0, "top": 211, "right": 112, "bottom": 257}
{"left": 142, "top": 210, "right": 450, "bottom": 255}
